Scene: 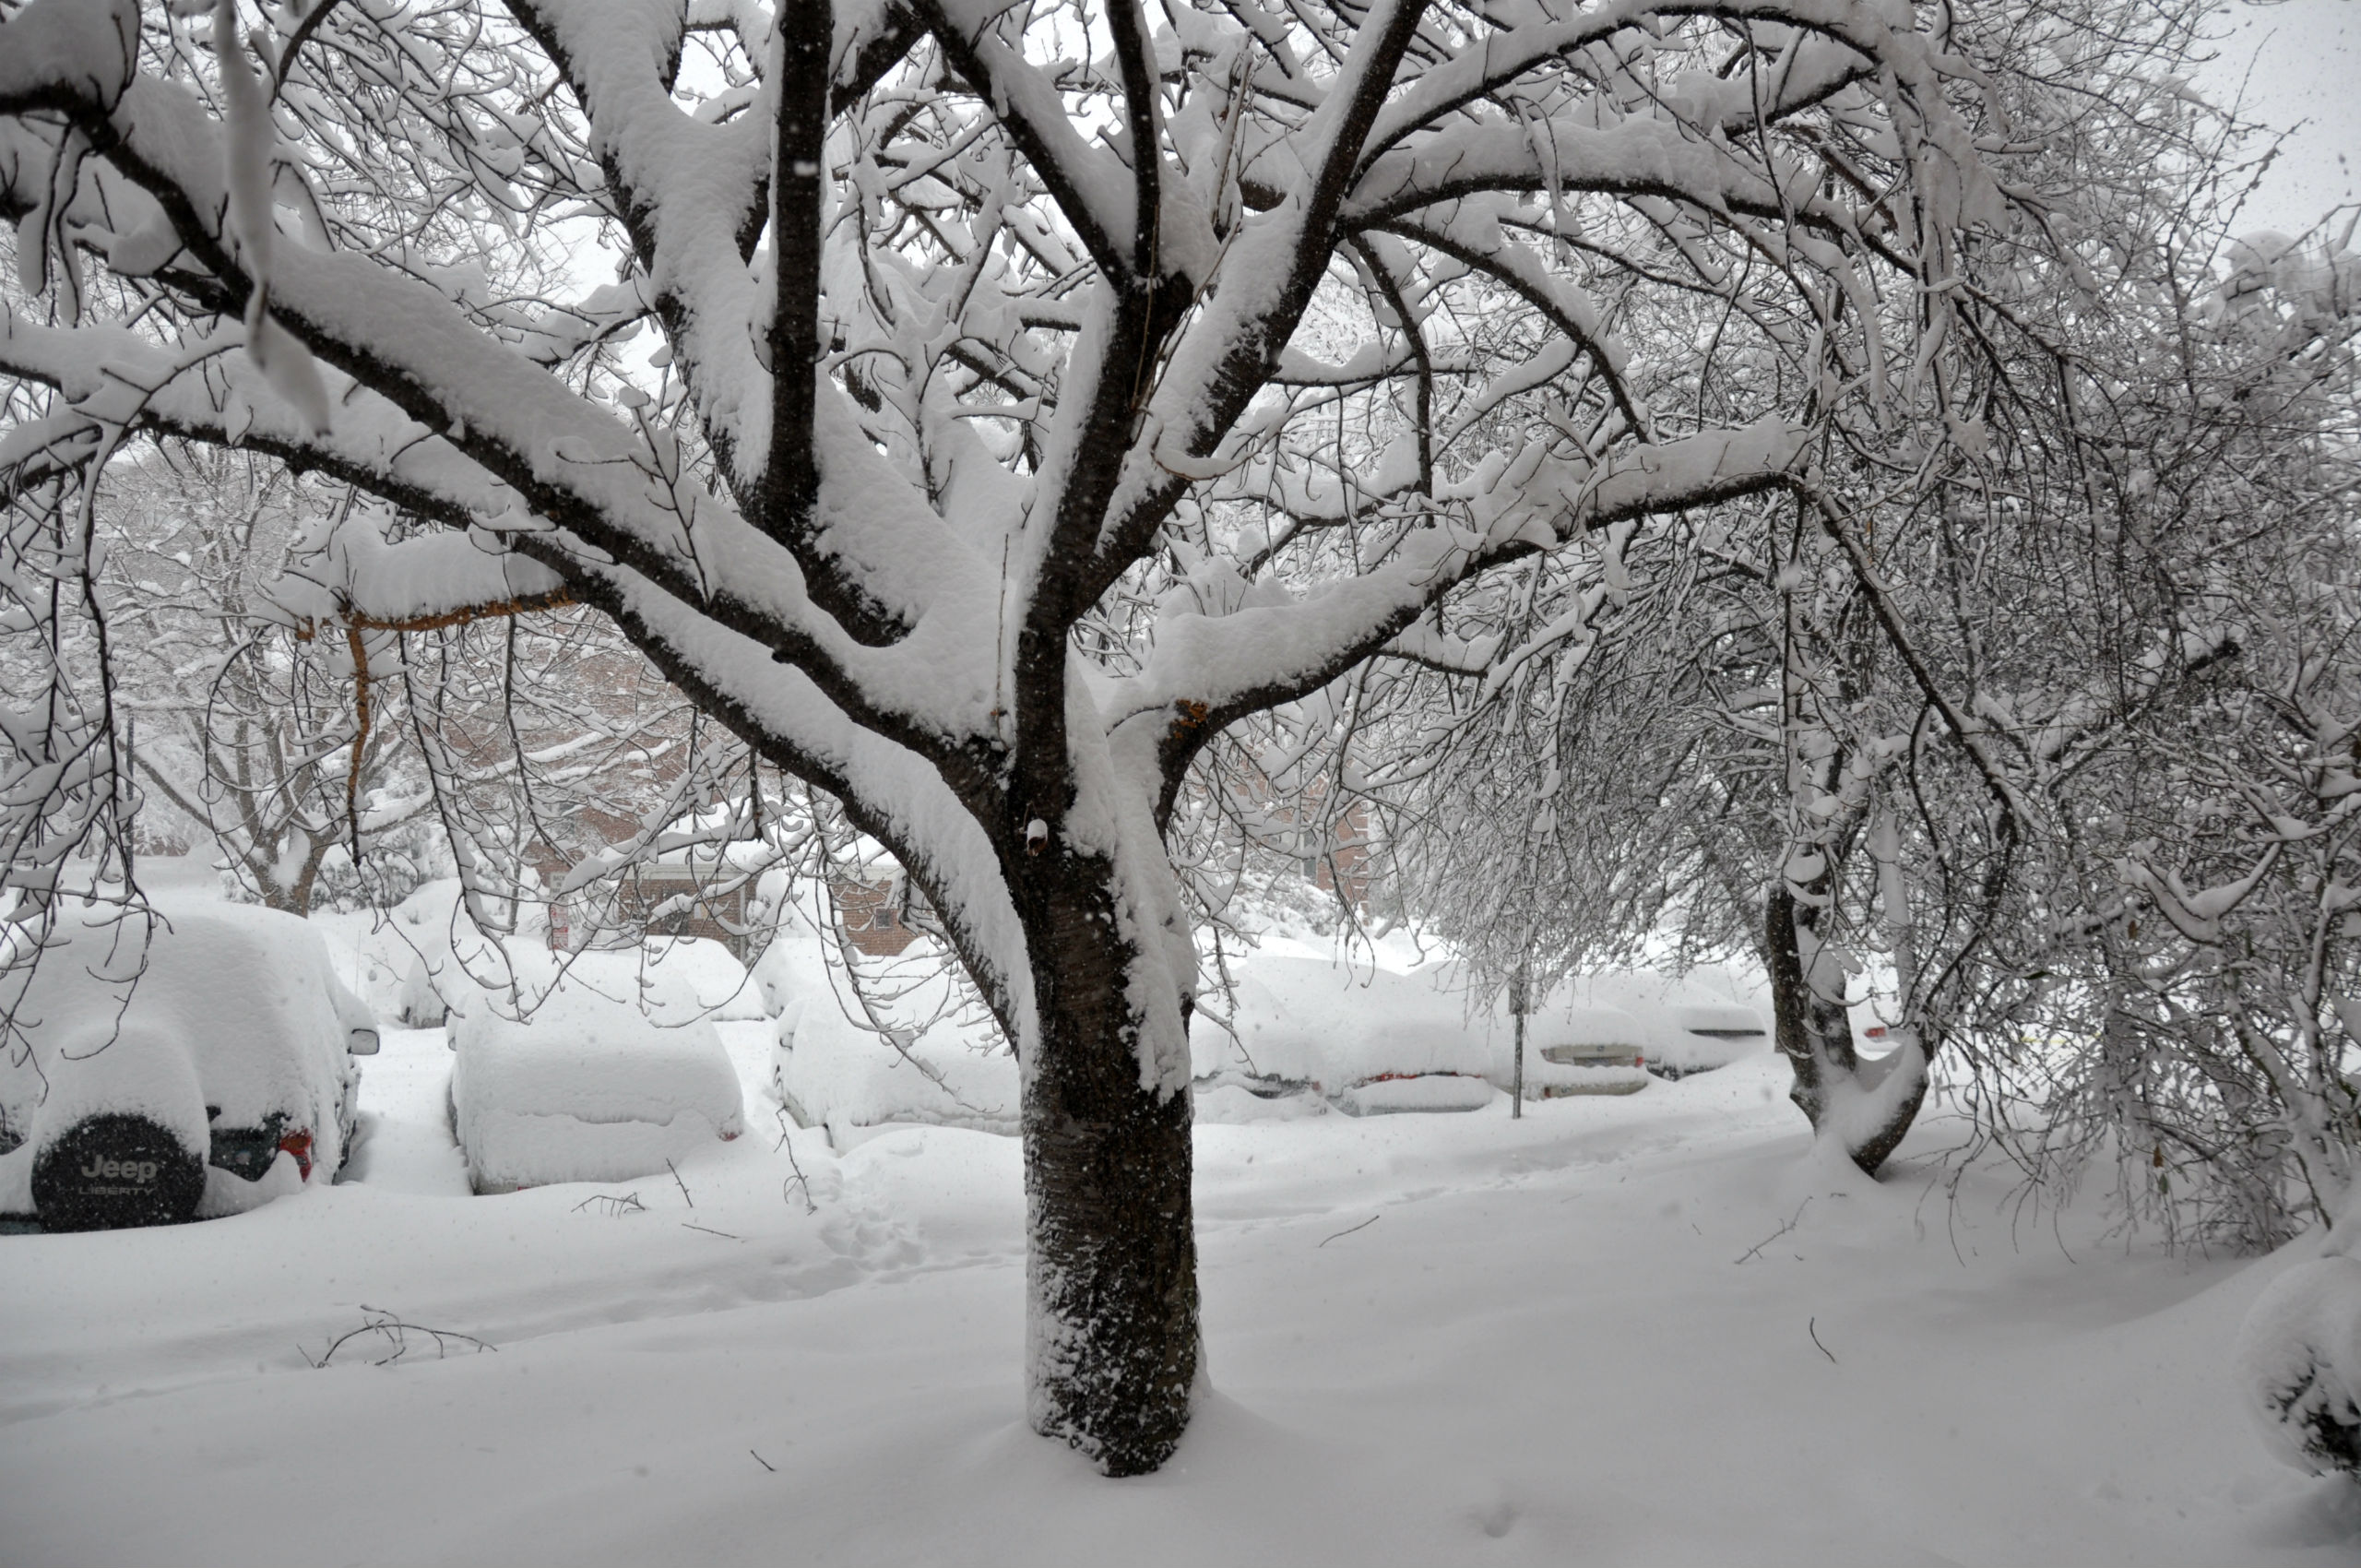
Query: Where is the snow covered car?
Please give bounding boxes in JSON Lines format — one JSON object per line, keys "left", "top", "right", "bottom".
{"left": 1188, "top": 956, "right": 1773, "bottom": 1112}
{"left": 1518, "top": 1006, "right": 1653, "bottom": 1098}
{"left": 1563, "top": 969, "right": 1770, "bottom": 1081}
{"left": 764, "top": 932, "right": 1018, "bottom": 1146}
{"left": 1636, "top": 1000, "right": 1771, "bottom": 1080}
{"left": 1191, "top": 956, "right": 1661, "bottom": 1114}
{"left": 446, "top": 980, "right": 746, "bottom": 1194}
{"left": 0, "top": 902, "right": 381, "bottom": 1232}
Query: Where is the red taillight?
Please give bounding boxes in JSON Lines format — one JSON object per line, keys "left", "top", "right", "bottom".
{"left": 277, "top": 1129, "right": 314, "bottom": 1181}
{"left": 1866, "top": 1026, "right": 1888, "bottom": 1039}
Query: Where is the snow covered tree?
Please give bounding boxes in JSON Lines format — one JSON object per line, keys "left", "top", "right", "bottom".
{"left": 2, "top": 0, "right": 2041, "bottom": 1469}
{"left": 1385, "top": 0, "right": 2361, "bottom": 1193}
{"left": 94, "top": 443, "right": 444, "bottom": 910}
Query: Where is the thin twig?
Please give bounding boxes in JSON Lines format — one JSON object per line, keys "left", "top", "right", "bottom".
{"left": 750, "top": 1449, "right": 777, "bottom": 1473}
{"left": 303, "top": 1306, "right": 496, "bottom": 1368}
{"left": 774, "top": 1104, "right": 819, "bottom": 1215}
{"left": 1318, "top": 1214, "right": 1381, "bottom": 1248}
{"left": 682, "top": 1221, "right": 741, "bottom": 1241}
{"left": 666, "top": 1158, "right": 694, "bottom": 1208}
{"left": 571, "top": 1191, "right": 646, "bottom": 1216}
{"left": 1809, "top": 1316, "right": 1838, "bottom": 1364}
{"left": 1735, "top": 1197, "right": 1813, "bottom": 1265}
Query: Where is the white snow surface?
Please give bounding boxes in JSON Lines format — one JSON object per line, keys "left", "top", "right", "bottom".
{"left": 2, "top": 1034, "right": 2354, "bottom": 1564}
{"left": 25, "top": 1024, "right": 209, "bottom": 1158}
{"left": 449, "top": 982, "right": 745, "bottom": 1192}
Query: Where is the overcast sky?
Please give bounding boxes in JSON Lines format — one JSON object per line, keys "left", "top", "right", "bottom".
{"left": 2197, "top": 0, "right": 2359, "bottom": 233}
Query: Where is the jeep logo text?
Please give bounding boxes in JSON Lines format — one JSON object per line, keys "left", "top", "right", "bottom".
{"left": 77, "top": 1155, "right": 160, "bottom": 1184}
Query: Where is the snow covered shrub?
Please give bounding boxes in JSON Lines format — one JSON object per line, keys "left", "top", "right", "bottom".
{"left": 2237, "top": 1256, "right": 2361, "bottom": 1478}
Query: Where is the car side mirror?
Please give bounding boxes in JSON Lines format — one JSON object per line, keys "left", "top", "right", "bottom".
{"left": 348, "top": 1028, "right": 381, "bottom": 1056}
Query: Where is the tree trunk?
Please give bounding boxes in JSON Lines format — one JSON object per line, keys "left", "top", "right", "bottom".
{"left": 1015, "top": 863, "right": 1198, "bottom": 1477}
{"left": 1766, "top": 884, "right": 1927, "bottom": 1176}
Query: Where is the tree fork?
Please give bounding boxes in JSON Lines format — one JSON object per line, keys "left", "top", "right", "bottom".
{"left": 1766, "top": 885, "right": 1926, "bottom": 1176}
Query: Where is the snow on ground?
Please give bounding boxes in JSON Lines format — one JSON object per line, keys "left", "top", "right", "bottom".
{"left": 0, "top": 894, "right": 2338, "bottom": 1561}
{"left": 6, "top": 1002, "right": 2361, "bottom": 1562}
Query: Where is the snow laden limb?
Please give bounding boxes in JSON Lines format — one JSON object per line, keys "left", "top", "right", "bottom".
{"left": 1106, "top": 419, "right": 1807, "bottom": 822}
{"left": 3, "top": 0, "right": 2052, "bottom": 1474}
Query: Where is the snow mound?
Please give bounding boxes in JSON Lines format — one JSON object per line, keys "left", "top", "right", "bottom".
{"left": 2236, "top": 1253, "right": 2361, "bottom": 1475}
{"left": 30, "top": 1028, "right": 210, "bottom": 1160}
{"left": 197, "top": 1149, "right": 307, "bottom": 1218}
{"left": 449, "top": 984, "right": 745, "bottom": 1193}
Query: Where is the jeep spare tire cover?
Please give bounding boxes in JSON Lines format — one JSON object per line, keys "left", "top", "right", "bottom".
{"left": 27, "top": 1027, "right": 211, "bottom": 1231}
{"left": 31, "top": 1113, "right": 205, "bottom": 1230}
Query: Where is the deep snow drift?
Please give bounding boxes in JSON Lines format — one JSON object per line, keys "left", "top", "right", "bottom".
{"left": 4, "top": 1044, "right": 2358, "bottom": 1562}
{"left": 1, "top": 914, "right": 2356, "bottom": 1563}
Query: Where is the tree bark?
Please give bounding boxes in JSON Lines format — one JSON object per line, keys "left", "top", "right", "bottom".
{"left": 1014, "top": 861, "right": 1198, "bottom": 1477}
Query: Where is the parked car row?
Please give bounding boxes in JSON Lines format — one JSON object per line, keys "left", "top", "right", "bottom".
{"left": 2, "top": 897, "right": 1773, "bottom": 1229}
{"left": 1187, "top": 956, "right": 1769, "bottom": 1119}
{"left": 0, "top": 898, "right": 761, "bottom": 1229}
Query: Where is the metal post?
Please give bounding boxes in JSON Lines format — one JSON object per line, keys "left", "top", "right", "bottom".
{"left": 1510, "top": 956, "right": 1527, "bottom": 1119}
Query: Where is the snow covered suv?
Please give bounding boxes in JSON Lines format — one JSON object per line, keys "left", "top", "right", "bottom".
{"left": 0, "top": 901, "right": 381, "bottom": 1232}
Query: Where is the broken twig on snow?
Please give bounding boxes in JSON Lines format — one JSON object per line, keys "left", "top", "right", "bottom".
{"left": 1318, "top": 1214, "right": 1382, "bottom": 1248}
{"left": 1735, "top": 1198, "right": 1813, "bottom": 1265}
{"left": 303, "top": 1306, "right": 496, "bottom": 1368}
{"left": 1809, "top": 1316, "right": 1838, "bottom": 1364}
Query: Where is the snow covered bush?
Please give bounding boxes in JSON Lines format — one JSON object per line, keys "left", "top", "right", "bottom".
{"left": 2237, "top": 1255, "right": 2361, "bottom": 1479}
